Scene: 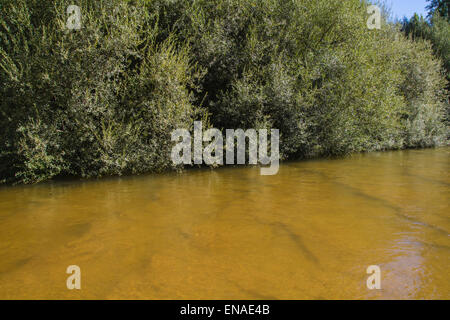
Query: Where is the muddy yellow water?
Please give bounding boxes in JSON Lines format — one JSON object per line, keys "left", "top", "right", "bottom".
{"left": 0, "top": 148, "right": 449, "bottom": 299}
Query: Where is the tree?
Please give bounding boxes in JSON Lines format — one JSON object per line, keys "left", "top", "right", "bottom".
{"left": 426, "top": 0, "right": 449, "bottom": 19}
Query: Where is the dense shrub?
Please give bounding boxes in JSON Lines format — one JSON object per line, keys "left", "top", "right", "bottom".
{"left": 0, "top": 0, "right": 201, "bottom": 183}
{"left": 402, "top": 13, "right": 449, "bottom": 81}
{"left": 1, "top": 0, "right": 448, "bottom": 184}
{"left": 402, "top": 0, "right": 450, "bottom": 135}
{"left": 147, "top": 0, "right": 448, "bottom": 156}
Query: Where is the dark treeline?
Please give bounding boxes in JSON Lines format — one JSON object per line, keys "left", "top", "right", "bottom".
{"left": 0, "top": 0, "right": 448, "bottom": 184}
{"left": 402, "top": 0, "right": 449, "bottom": 124}
{"left": 402, "top": 0, "right": 449, "bottom": 81}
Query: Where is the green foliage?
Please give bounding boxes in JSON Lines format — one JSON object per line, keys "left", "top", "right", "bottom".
{"left": 1, "top": 0, "right": 448, "bottom": 184}
{"left": 402, "top": 6, "right": 450, "bottom": 132}
{"left": 0, "top": 0, "right": 201, "bottom": 183}
{"left": 426, "top": 0, "right": 449, "bottom": 19}
{"left": 402, "top": 13, "right": 449, "bottom": 79}
{"left": 148, "top": 0, "right": 448, "bottom": 157}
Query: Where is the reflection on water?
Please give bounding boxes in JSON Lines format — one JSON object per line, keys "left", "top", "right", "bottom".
{"left": 0, "top": 148, "right": 448, "bottom": 299}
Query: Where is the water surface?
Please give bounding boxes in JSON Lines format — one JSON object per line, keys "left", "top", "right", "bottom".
{"left": 0, "top": 148, "right": 449, "bottom": 299}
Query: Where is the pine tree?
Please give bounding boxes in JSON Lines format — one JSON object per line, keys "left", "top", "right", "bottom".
{"left": 427, "top": 0, "right": 449, "bottom": 19}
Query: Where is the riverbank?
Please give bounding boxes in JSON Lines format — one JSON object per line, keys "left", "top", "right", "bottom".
{"left": 1, "top": 0, "right": 448, "bottom": 185}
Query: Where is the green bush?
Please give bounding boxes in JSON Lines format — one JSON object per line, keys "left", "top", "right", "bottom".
{"left": 0, "top": 0, "right": 201, "bottom": 183}
{"left": 1, "top": 0, "right": 448, "bottom": 184}
{"left": 402, "top": 6, "right": 450, "bottom": 137}
{"left": 403, "top": 13, "right": 449, "bottom": 81}
{"left": 148, "top": 0, "right": 448, "bottom": 156}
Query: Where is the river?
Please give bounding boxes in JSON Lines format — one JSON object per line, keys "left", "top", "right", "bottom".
{"left": 0, "top": 148, "right": 448, "bottom": 299}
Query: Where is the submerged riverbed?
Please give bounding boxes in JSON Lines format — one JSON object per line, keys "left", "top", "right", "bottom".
{"left": 0, "top": 148, "right": 449, "bottom": 299}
